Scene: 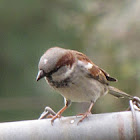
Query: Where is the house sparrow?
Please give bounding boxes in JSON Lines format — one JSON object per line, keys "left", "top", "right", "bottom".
{"left": 36, "top": 47, "right": 133, "bottom": 124}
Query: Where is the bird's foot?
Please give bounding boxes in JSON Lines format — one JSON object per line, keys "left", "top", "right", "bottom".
{"left": 51, "top": 113, "right": 62, "bottom": 125}
{"left": 77, "top": 111, "right": 91, "bottom": 125}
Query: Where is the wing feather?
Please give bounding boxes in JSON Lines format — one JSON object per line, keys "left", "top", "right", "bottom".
{"left": 74, "top": 51, "right": 117, "bottom": 85}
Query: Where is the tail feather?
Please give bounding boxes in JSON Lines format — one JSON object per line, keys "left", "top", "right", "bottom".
{"left": 108, "top": 86, "right": 133, "bottom": 99}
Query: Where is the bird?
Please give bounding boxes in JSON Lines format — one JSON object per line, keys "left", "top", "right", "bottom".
{"left": 36, "top": 47, "right": 134, "bottom": 124}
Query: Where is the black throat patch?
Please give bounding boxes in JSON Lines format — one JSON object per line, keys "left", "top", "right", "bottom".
{"left": 46, "top": 75, "right": 71, "bottom": 88}
{"left": 45, "top": 66, "right": 72, "bottom": 88}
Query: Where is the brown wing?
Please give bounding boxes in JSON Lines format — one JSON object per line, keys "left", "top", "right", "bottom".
{"left": 99, "top": 68, "right": 117, "bottom": 82}
{"left": 74, "top": 51, "right": 117, "bottom": 85}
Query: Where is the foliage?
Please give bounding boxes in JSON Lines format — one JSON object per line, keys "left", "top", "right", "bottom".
{"left": 0, "top": 0, "right": 140, "bottom": 122}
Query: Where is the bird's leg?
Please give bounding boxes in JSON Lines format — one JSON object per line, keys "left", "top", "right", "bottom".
{"left": 51, "top": 98, "right": 71, "bottom": 125}
{"left": 39, "top": 106, "right": 56, "bottom": 119}
{"left": 77, "top": 102, "right": 94, "bottom": 125}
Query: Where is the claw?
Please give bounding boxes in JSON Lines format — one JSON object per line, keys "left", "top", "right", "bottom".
{"left": 77, "top": 102, "right": 94, "bottom": 125}
{"left": 51, "top": 119, "right": 54, "bottom": 126}
{"left": 77, "top": 111, "right": 91, "bottom": 125}
{"left": 51, "top": 114, "right": 62, "bottom": 125}
{"left": 50, "top": 99, "right": 71, "bottom": 125}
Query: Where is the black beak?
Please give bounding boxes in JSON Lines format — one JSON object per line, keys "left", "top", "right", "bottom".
{"left": 36, "top": 70, "right": 45, "bottom": 81}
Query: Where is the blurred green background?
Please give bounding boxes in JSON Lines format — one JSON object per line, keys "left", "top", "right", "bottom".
{"left": 0, "top": 0, "right": 140, "bottom": 122}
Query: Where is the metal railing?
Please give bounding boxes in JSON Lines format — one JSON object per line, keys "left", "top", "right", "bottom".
{"left": 0, "top": 97, "right": 139, "bottom": 140}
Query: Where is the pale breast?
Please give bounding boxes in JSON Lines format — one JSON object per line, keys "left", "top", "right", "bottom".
{"left": 46, "top": 61, "right": 109, "bottom": 103}
{"left": 51, "top": 68, "right": 109, "bottom": 103}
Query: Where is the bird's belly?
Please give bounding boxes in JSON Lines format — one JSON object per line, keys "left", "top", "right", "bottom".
{"left": 54, "top": 76, "right": 109, "bottom": 102}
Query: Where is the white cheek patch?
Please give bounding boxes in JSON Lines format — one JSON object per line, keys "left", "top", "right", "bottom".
{"left": 44, "top": 59, "right": 48, "bottom": 64}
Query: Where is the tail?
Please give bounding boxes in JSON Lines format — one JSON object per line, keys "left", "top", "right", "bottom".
{"left": 108, "top": 86, "right": 133, "bottom": 99}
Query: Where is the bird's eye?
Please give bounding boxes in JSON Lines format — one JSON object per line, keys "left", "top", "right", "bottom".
{"left": 46, "top": 66, "right": 61, "bottom": 77}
